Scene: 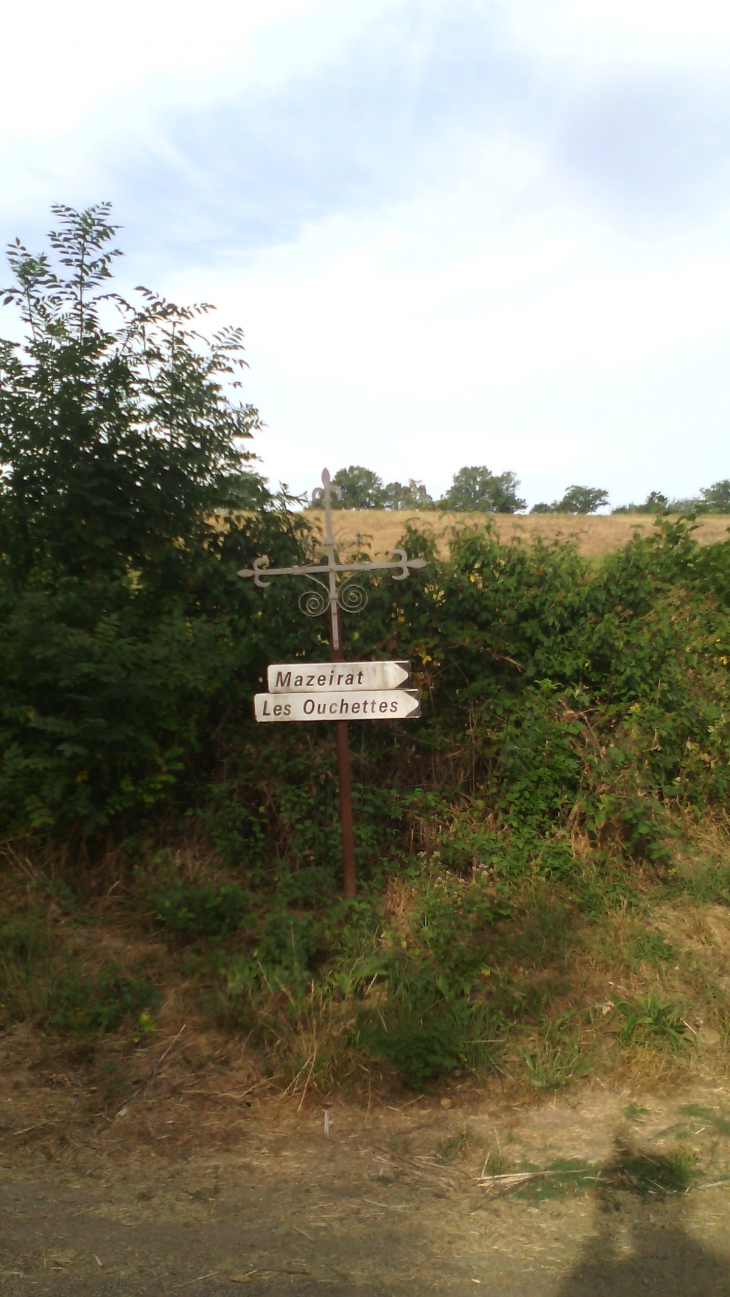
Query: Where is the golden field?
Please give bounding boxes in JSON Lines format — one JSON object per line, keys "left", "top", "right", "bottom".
{"left": 301, "top": 509, "right": 730, "bottom": 560}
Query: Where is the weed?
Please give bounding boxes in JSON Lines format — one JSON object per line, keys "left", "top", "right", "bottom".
{"left": 255, "top": 909, "right": 323, "bottom": 993}
{"left": 523, "top": 1017, "right": 589, "bottom": 1090}
{"left": 0, "top": 912, "right": 54, "bottom": 1022}
{"left": 434, "top": 1127, "right": 482, "bottom": 1163}
{"left": 0, "top": 913, "right": 50, "bottom": 962}
{"left": 478, "top": 1148, "right": 511, "bottom": 1177}
{"left": 713, "top": 1005, "right": 730, "bottom": 1051}
{"left": 629, "top": 931, "right": 676, "bottom": 967}
{"left": 676, "top": 861, "right": 730, "bottom": 906}
{"left": 361, "top": 979, "right": 502, "bottom": 1089}
{"left": 612, "top": 995, "right": 691, "bottom": 1052}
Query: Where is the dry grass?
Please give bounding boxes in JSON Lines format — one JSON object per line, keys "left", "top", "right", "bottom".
{"left": 3, "top": 819, "right": 730, "bottom": 1137}
{"left": 302, "top": 511, "right": 730, "bottom": 561}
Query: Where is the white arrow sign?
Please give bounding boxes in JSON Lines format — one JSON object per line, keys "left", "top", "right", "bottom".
{"left": 254, "top": 689, "right": 421, "bottom": 722}
{"left": 267, "top": 660, "right": 411, "bottom": 693}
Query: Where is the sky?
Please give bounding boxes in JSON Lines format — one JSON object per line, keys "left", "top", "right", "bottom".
{"left": 2, "top": 0, "right": 730, "bottom": 509}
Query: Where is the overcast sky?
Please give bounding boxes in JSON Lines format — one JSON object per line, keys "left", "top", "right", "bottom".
{"left": 2, "top": 0, "right": 730, "bottom": 508}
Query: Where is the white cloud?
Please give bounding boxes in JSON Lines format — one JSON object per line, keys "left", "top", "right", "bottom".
{"left": 0, "top": 0, "right": 397, "bottom": 138}
{"left": 164, "top": 180, "right": 730, "bottom": 504}
{"left": 504, "top": 0, "right": 730, "bottom": 66}
{"left": 2, "top": 0, "right": 730, "bottom": 508}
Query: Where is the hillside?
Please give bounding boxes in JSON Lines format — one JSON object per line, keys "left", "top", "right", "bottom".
{"left": 302, "top": 509, "right": 730, "bottom": 559}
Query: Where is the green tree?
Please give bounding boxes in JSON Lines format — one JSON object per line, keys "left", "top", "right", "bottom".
{"left": 381, "top": 478, "right": 434, "bottom": 510}
{"left": 0, "top": 205, "right": 264, "bottom": 593}
{"left": 700, "top": 480, "right": 730, "bottom": 513}
{"left": 668, "top": 497, "right": 702, "bottom": 513}
{"left": 613, "top": 492, "right": 669, "bottom": 515}
{"left": 0, "top": 204, "right": 305, "bottom": 837}
{"left": 441, "top": 466, "right": 525, "bottom": 513}
{"left": 322, "top": 466, "right": 385, "bottom": 509}
{"left": 552, "top": 485, "right": 609, "bottom": 514}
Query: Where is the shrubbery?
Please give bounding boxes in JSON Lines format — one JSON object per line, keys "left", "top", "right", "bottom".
{"left": 3, "top": 207, "right": 730, "bottom": 1090}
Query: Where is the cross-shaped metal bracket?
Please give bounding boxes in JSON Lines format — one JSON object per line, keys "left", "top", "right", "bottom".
{"left": 238, "top": 467, "right": 427, "bottom": 651}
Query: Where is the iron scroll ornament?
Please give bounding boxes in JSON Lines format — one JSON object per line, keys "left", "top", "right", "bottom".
{"left": 237, "top": 468, "right": 427, "bottom": 650}
{"left": 239, "top": 546, "right": 426, "bottom": 589}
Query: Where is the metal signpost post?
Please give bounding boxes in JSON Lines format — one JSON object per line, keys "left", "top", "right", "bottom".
{"left": 238, "top": 468, "right": 426, "bottom": 898}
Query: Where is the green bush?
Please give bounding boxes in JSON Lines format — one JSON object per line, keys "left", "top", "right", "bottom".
{"left": 153, "top": 881, "right": 252, "bottom": 939}
{"left": 360, "top": 968, "right": 500, "bottom": 1089}
{"left": 49, "top": 961, "right": 159, "bottom": 1033}
{"left": 4, "top": 207, "right": 730, "bottom": 930}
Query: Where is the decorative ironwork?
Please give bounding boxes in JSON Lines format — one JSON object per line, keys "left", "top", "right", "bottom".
{"left": 336, "top": 576, "right": 368, "bottom": 613}
{"left": 297, "top": 579, "right": 329, "bottom": 618}
{"left": 238, "top": 468, "right": 426, "bottom": 651}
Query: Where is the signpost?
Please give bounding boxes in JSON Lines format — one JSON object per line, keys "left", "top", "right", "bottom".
{"left": 254, "top": 689, "right": 421, "bottom": 723}
{"left": 238, "top": 468, "right": 427, "bottom": 898}
{"left": 266, "top": 660, "right": 411, "bottom": 692}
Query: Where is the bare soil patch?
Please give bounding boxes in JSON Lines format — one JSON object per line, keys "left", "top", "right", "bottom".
{"left": 2, "top": 1026, "right": 730, "bottom": 1295}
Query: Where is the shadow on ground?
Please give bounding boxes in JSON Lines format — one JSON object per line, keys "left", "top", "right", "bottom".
{"left": 556, "top": 1142, "right": 729, "bottom": 1297}
{"left": 557, "top": 1210, "right": 729, "bottom": 1297}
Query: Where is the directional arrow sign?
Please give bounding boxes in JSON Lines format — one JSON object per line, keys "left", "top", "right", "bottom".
{"left": 267, "top": 661, "right": 410, "bottom": 693}
{"left": 254, "top": 689, "right": 421, "bottom": 722}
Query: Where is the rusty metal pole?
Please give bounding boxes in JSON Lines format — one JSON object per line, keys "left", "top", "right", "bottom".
{"left": 320, "top": 471, "right": 357, "bottom": 899}
{"left": 329, "top": 603, "right": 356, "bottom": 898}
{"left": 239, "top": 468, "right": 425, "bottom": 899}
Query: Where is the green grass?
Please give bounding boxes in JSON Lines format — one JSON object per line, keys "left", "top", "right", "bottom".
{"left": 0, "top": 909, "right": 159, "bottom": 1037}
{"left": 622, "top": 1101, "right": 649, "bottom": 1123}
{"left": 628, "top": 930, "right": 676, "bottom": 968}
{"left": 513, "top": 1159, "right": 598, "bottom": 1201}
{"left": 523, "top": 1016, "right": 590, "bottom": 1090}
{"left": 679, "top": 1104, "right": 730, "bottom": 1137}
{"left": 3, "top": 794, "right": 730, "bottom": 1098}
{"left": 601, "top": 1146, "right": 697, "bottom": 1197}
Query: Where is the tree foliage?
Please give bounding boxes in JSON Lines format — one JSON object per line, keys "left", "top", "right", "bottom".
{"left": 700, "top": 480, "right": 730, "bottom": 514}
{"left": 3, "top": 204, "right": 730, "bottom": 861}
{"left": 613, "top": 482, "right": 730, "bottom": 516}
{"left": 330, "top": 465, "right": 385, "bottom": 509}
{"left": 439, "top": 465, "right": 525, "bottom": 513}
{"left": 0, "top": 204, "right": 264, "bottom": 594}
{"left": 0, "top": 205, "right": 310, "bottom": 836}
{"left": 311, "top": 466, "right": 434, "bottom": 511}
{"left": 613, "top": 492, "right": 669, "bottom": 515}
{"left": 554, "top": 485, "right": 609, "bottom": 514}
{"left": 532, "top": 485, "right": 610, "bottom": 515}
{"left": 381, "top": 478, "right": 434, "bottom": 509}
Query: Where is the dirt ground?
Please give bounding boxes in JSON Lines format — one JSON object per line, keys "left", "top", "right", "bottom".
{"left": 2, "top": 1030, "right": 730, "bottom": 1297}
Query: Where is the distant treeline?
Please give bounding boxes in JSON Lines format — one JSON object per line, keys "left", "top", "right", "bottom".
{"left": 311, "top": 466, "right": 730, "bottom": 516}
